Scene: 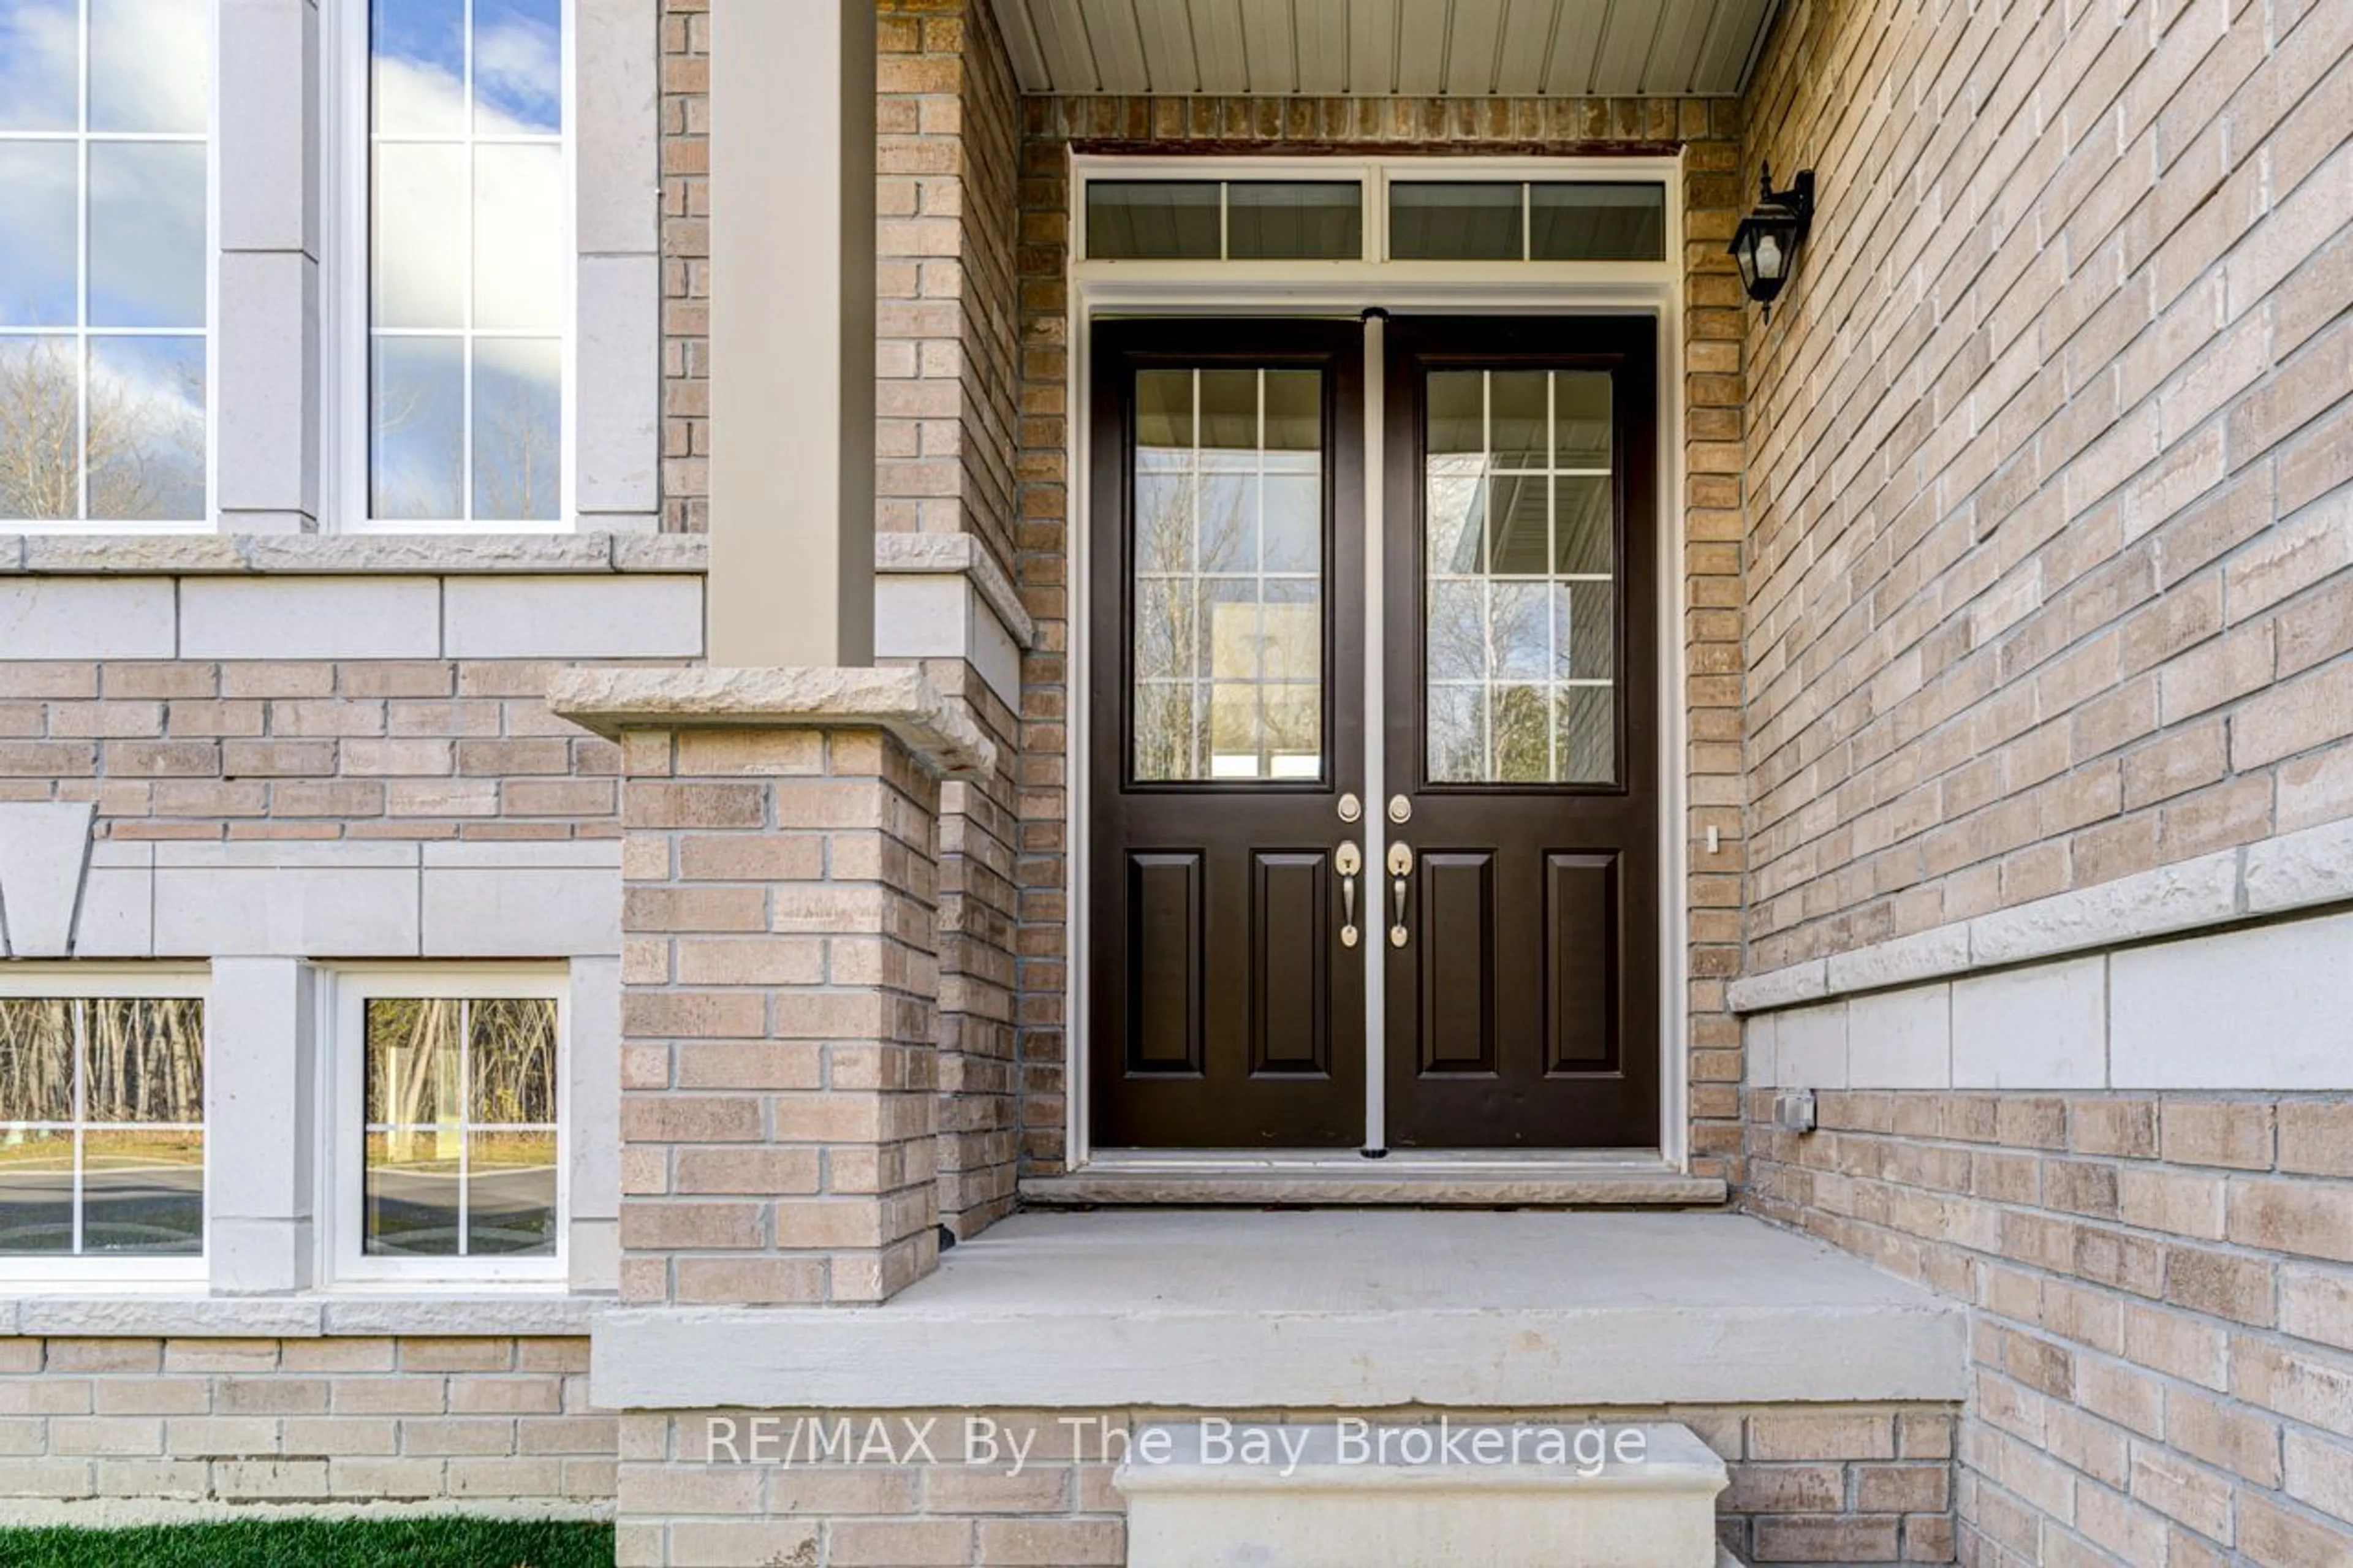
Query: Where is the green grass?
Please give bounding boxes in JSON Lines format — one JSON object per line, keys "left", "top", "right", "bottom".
{"left": 0, "top": 1518, "right": 613, "bottom": 1567}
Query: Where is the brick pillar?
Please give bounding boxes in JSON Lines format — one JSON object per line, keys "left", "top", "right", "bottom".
{"left": 608, "top": 718, "right": 945, "bottom": 1306}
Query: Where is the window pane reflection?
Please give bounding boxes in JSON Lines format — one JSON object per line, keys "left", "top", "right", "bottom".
{"left": 1425, "top": 369, "right": 1618, "bottom": 785}
{"left": 371, "top": 0, "right": 567, "bottom": 525}
{"left": 0, "top": 996, "right": 206, "bottom": 1258}
{"left": 364, "top": 996, "right": 559, "bottom": 1261}
{"left": 1131, "top": 368, "right": 1325, "bottom": 782}
{"left": 0, "top": 0, "right": 210, "bottom": 526}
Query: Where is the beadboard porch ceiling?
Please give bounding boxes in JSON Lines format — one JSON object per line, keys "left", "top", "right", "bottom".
{"left": 1000, "top": 0, "right": 1781, "bottom": 98}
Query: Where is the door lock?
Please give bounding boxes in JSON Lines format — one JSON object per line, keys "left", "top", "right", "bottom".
{"left": 1387, "top": 793, "right": 1412, "bottom": 824}
{"left": 1335, "top": 841, "right": 1363, "bottom": 948}
{"left": 1336, "top": 792, "right": 1362, "bottom": 824}
{"left": 1386, "top": 841, "right": 1413, "bottom": 947}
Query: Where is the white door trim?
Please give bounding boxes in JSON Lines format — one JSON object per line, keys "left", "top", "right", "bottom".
{"left": 1064, "top": 153, "right": 1691, "bottom": 1172}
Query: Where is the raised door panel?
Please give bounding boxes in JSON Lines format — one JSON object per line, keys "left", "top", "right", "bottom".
{"left": 1253, "top": 851, "right": 1330, "bottom": 1074}
{"left": 1417, "top": 851, "right": 1496, "bottom": 1075}
{"left": 1545, "top": 851, "right": 1619, "bottom": 1072}
{"left": 1127, "top": 852, "right": 1202, "bottom": 1074}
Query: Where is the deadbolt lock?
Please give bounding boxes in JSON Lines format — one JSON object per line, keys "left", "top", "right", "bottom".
{"left": 1387, "top": 793, "right": 1412, "bottom": 824}
{"left": 1336, "top": 792, "right": 1362, "bottom": 824}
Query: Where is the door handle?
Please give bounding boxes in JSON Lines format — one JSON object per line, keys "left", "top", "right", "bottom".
{"left": 1336, "top": 841, "right": 1363, "bottom": 948}
{"left": 1386, "top": 841, "right": 1414, "bottom": 947}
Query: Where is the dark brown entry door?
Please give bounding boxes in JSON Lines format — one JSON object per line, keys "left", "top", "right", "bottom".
{"left": 1088, "top": 319, "right": 1366, "bottom": 1148}
{"left": 1381, "top": 316, "right": 1660, "bottom": 1148}
{"left": 1087, "top": 314, "right": 1658, "bottom": 1151}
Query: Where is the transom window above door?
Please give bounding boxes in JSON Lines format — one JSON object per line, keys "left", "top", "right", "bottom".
{"left": 1075, "top": 161, "right": 1669, "bottom": 265}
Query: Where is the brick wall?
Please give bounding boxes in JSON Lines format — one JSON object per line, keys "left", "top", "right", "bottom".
{"left": 1740, "top": 0, "right": 2353, "bottom": 972}
{"left": 0, "top": 1336, "right": 610, "bottom": 1512}
{"left": 658, "top": 0, "right": 710, "bottom": 536}
{"left": 1749, "top": 1088, "right": 2353, "bottom": 1564}
{"left": 876, "top": 0, "right": 1023, "bottom": 580}
{"left": 1010, "top": 94, "right": 1753, "bottom": 1176}
{"left": 618, "top": 1401, "right": 1958, "bottom": 1567}
{"left": 1735, "top": 1, "right": 2353, "bottom": 1559}
{"left": 615, "top": 724, "right": 943, "bottom": 1306}
{"left": 0, "top": 661, "right": 620, "bottom": 841}
{"left": 875, "top": 0, "right": 1028, "bottom": 1237}
{"left": 661, "top": 1, "right": 1025, "bottom": 1235}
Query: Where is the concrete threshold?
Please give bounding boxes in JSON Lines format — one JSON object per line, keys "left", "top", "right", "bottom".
{"left": 1021, "top": 1164, "right": 1728, "bottom": 1207}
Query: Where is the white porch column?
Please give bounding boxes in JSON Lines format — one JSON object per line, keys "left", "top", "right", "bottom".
{"left": 214, "top": 0, "right": 319, "bottom": 534}
{"left": 205, "top": 958, "right": 319, "bottom": 1293}
{"left": 705, "top": 0, "right": 877, "bottom": 665}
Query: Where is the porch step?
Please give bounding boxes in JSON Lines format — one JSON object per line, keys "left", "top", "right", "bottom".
{"left": 1117, "top": 1419, "right": 1728, "bottom": 1568}
{"left": 1020, "top": 1164, "right": 1727, "bottom": 1208}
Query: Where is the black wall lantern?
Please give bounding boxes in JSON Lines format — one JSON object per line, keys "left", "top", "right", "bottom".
{"left": 1729, "top": 162, "right": 1815, "bottom": 318}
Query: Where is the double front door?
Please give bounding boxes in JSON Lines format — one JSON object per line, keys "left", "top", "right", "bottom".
{"left": 1088, "top": 316, "right": 1660, "bottom": 1151}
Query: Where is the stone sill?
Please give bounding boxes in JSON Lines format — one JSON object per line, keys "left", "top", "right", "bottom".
{"left": 0, "top": 533, "right": 708, "bottom": 576}
{"left": 591, "top": 1211, "right": 1968, "bottom": 1411}
{"left": 1729, "top": 816, "right": 2353, "bottom": 1013}
{"left": 0, "top": 1292, "right": 598, "bottom": 1339}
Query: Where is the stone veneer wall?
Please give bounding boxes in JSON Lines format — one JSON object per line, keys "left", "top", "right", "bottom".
{"left": 1739, "top": 0, "right": 2353, "bottom": 972}
{"left": 1010, "top": 94, "right": 1754, "bottom": 1178}
{"left": 0, "top": 1336, "right": 611, "bottom": 1515}
{"left": 616, "top": 1401, "right": 1958, "bottom": 1567}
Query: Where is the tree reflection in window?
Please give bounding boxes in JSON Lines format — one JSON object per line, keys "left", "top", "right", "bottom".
{"left": 363, "top": 994, "right": 558, "bottom": 1259}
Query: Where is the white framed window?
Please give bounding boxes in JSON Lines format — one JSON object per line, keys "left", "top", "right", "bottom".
{"left": 328, "top": 970, "right": 566, "bottom": 1285}
{"left": 0, "top": 0, "right": 214, "bottom": 532}
{"left": 0, "top": 972, "right": 208, "bottom": 1285}
{"left": 330, "top": 0, "right": 575, "bottom": 532}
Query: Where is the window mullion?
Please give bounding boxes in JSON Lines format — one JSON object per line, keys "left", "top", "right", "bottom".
{"left": 75, "top": 0, "right": 91, "bottom": 523}
{"left": 69, "top": 1001, "right": 88, "bottom": 1256}
{"left": 460, "top": 0, "right": 477, "bottom": 527}
{"left": 456, "top": 996, "right": 471, "bottom": 1257}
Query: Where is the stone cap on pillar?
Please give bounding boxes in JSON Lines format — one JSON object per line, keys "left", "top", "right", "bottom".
{"left": 545, "top": 665, "right": 998, "bottom": 779}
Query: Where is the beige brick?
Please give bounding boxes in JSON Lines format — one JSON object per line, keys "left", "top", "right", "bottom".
{"left": 671, "top": 1257, "right": 830, "bottom": 1305}
{"left": 2279, "top": 1101, "right": 2353, "bottom": 1177}
{"left": 2162, "top": 1101, "right": 2276, "bottom": 1168}
{"left": 47, "top": 1340, "right": 162, "bottom": 1374}
{"left": 974, "top": 1518, "right": 1125, "bottom": 1566}
{"left": 1746, "top": 1411, "right": 1896, "bottom": 1461}
{"left": 2118, "top": 1168, "right": 2226, "bottom": 1239}
{"left": 2228, "top": 1178, "right": 2353, "bottom": 1263}
{"left": 664, "top": 1521, "right": 822, "bottom": 1566}
{"left": 2167, "top": 1389, "right": 2281, "bottom": 1487}
{"left": 825, "top": 1518, "right": 973, "bottom": 1566}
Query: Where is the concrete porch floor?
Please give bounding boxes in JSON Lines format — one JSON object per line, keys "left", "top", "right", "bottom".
{"left": 593, "top": 1211, "right": 1968, "bottom": 1411}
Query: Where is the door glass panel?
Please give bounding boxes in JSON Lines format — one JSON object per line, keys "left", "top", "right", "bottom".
{"left": 1424, "top": 369, "right": 1616, "bottom": 784}
{"left": 1132, "top": 368, "right": 1324, "bottom": 782}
